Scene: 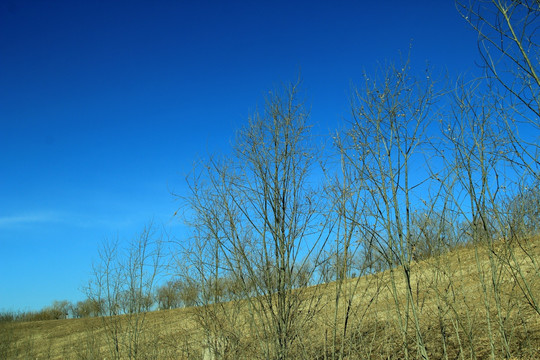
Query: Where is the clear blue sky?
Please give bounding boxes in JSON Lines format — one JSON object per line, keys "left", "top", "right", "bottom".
{"left": 0, "top": 0, "right": 479, "bottom": 311}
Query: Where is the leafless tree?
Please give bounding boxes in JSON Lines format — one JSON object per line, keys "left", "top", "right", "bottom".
{"left": 337, "top": 57, "right": 443, "bottom": 359}
{"left": 456, "top": 1, "right": 540, "bottom": 329}
{"left": 180, "top": 81, "right": 334, "bottom": 359}
{"left": 72, "top": 298, "right": 104, "bottom": 318}
{"left": 156, "top": 279, "right": 182, "bottom": 310}
{"left": 457, "top": 0, "right": 540, "bottom": 117}
{"left": 86, "top": 222, "right": 163, "bottom": 360}
{"left": 457, "top": 0, "right": 540, "bottom": 181}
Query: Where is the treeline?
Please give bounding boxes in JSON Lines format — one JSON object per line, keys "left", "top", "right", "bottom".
{"left": 1, "top": 195, "right": 502, "bottom": 324}
{"left": 0, "top": 299, "right": 100, "bottom": 322}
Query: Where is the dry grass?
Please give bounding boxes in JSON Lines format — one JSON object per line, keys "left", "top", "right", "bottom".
{"left": 2, "top": 237, "right": 539, "bottom": 359}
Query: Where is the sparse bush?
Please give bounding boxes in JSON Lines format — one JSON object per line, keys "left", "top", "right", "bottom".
{"left": 0, "top": 311, "right": 17, "bottom": 323}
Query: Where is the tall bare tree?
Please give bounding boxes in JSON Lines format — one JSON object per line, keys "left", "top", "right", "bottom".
{"left": 456, "top": 0, "right": 540, "bottom": 325}
{"left": 457, "top": 0, "right": 540, "bottom": 181}
{"left": 181, "top": 81, "right": 333, "bottom": 359}
{"left": 337, "top": 57, "right": 442, "bottom": 360}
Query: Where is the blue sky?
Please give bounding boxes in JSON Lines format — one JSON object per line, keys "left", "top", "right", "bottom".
{"left": 0, "top": 0, "right": 480, "bottom": 311}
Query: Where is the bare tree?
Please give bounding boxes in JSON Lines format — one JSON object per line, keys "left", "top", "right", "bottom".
{"left": 181, "top": 81, "right": 333, "bottom": 359}
{"left": 72, "top": 298, "right": 104, "bottom": 318}
{"left": 156, "top": 279, "right": 182, "bottom": 310}
{"left": 456, "top": 2, "right": 540, "bottom": 331}
{"left": 337, "top": 57, "right": 443, "bottom": 359}
{"left": 457, "top": 0, "right": 540, "bottom": 117}
{"left": 87, "top": 222, "right": 163, "bottom": 360}
{"left": 457, "top": 0, "right": 540, "bottom": 184}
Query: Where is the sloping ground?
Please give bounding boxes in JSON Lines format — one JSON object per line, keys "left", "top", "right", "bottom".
{"left": 2, "top": 237, "right": 539, "bottom": 359}
{"left": 0, "top": 305, "right": 202, "bottom": 359}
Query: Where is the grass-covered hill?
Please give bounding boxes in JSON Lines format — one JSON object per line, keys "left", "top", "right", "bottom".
{"left": 2, "top": 236, "right": 539, "bottom": 359}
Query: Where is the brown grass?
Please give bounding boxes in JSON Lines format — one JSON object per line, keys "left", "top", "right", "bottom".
{"left": 2, "top": 237, "right": 539, "bottom": 359}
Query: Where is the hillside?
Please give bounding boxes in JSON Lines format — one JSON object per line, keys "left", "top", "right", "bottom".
{"left": 1, "top": 236, "right": 539, "bottom": 359}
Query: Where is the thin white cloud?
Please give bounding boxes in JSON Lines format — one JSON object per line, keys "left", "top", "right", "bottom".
{"left": 0, "top": 211, "right": 64, "bottom": 227}
{"left": 0, "top": 211, "right": 127, "bottom": 230}
{"left": 0, "top": 209, "right": 171, "bottom": 233}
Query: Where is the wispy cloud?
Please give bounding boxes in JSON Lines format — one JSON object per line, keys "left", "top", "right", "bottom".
{"left": 0, "top": 211, "right": 64, "bottom": 227}
{"left": 0, "top": 209, "right": 172, "bottom": 233}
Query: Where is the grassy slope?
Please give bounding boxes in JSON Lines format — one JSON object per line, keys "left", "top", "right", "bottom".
{"left": 1, "top": 237, "right": 539, "bottom": 359}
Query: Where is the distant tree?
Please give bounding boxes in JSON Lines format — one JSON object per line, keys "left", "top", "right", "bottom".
{"left": 51, "top": 300, "right": 71, "bottom": 319}
{"left": 409, "top": 210, "right": 457, "bottom": 261}
{"left": 178, "top": 278, "right": 199, "bottom": 307}
{"left": 156, "top": 280, "right": 182, "bottom": 310}
{"left": 72, "top": 298, "right": 104, "bottom": 318}
{"left": 504, "top": 180, "right": 540, "bottom": 238}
